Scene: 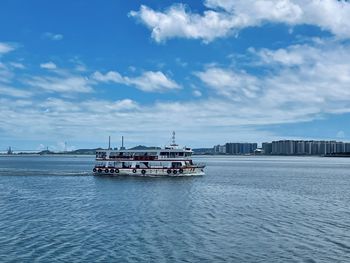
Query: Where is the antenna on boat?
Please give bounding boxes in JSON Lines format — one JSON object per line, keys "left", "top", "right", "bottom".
{"left": 171, "top": 131, "right": 178, "bottom": 147}
{"left": 120, "top": 136, "right": 126, "bottom": 150}
{"left": 108, "top": 136, "right": 111, "bottom": 150}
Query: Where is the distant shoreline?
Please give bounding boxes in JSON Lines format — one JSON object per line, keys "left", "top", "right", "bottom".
{"left": 1, "top": 153, "right": 349, "bottom": 158}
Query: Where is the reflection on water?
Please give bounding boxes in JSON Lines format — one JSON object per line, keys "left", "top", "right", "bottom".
{"left": 0, "top": 155, "right": 349, "bottom": 262}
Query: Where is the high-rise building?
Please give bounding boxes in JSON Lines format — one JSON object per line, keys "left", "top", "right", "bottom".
{"left": 262, "top": 142, "right": 272, "bottom": 155}
{"left": 265, "top": 140, "right": 348, "bottom": 155}
{"left": 224, "top": 143, "right": 257, "bottom": 155}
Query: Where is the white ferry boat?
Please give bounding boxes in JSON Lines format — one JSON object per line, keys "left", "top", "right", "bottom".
{"left": 93, "top": 133, "right": 205, "bottom": 177}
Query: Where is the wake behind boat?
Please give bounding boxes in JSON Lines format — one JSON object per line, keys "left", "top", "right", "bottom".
{"left": 93, "top": 132, "right": 205, "bottom": 177}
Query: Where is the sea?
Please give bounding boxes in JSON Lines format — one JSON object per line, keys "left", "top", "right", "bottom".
{"left": 0, "top": 155, "right": 349, "bottom": 262}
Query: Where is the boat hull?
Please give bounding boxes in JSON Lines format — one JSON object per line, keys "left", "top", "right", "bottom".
{"left": 93, "top": 167, "right": 205, "bottom": 177}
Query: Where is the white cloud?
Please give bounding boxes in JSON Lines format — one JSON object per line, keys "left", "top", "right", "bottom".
{"left": 196, "top": 41, "right": 350, "bottom": 117}
{"left": 0, "top": 96, "right": 287, "bottom": 146}
{"left": 43, "top": 32, "right": 63, "bottom": 41}
{"left": 93, "top": 70, "right": 181, "bottom": 92}
{"left": 0, "top": 63, "right": 14, "bottom": 83}
{"left": 196, "top": 67, "right": 260, "bottom": 100}
{"left": 193, "top": 90, "right": 202, "bottom": 97}
{"left": 9, "top": 62, "right": 25, "bottom": 69}
{"left": 4, "top": 40, "right": 350, "bottom": 146}
{"left": 130, "top": 0, "right": 350, "bottom": 42}
{"left": 129, "top": 4, "right": 237, "bottom": 43}
{"left": 40, "top": 61, "right": 57, "bottom": 70}
{"left": 2, "top": 39, "right": 350, "bottom": 146}
{"left": 0, "top": 42, "right": 16, "bottom": 54}
{"left": 126, "top": 71, "right": 181, "bottom": 92}
{"left": 69, "top": 57, "right": 87, "bottom": 72}
{"left": 93, "top": 71, "right": 123, "bottom": 82}
{"left": 249, "top": 46, "right": 305, "bottom": 66}
{"left": 0, "top": 86, "right": 32, "bottom": 98}
{"left": 25, "top": 75, "right": 93, "bottom": 93}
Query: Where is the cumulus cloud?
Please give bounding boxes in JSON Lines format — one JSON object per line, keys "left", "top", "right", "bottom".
{"left": 40, "top": 61, "right": 57, "bottom": 70}
{"left": 196, "top": 41, "right": 350, "bottom": 116}
{"left": 130, "top": 0, "right": 350, "bottom": 42}
{"left": 249, "top": 47, "right": 305, "bottom": 66}
{"left": 93, "top": 70, "right": 181, "bottom": 92}
{"left": 195, "top": 67, "right": 260, "bottom": 100}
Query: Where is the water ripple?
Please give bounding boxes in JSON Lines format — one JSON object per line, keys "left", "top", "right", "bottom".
{"left": 0, "top": 156, "right": 350, "bottom": 262}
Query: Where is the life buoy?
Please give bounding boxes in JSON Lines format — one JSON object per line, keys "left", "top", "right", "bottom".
{"left": 105, "top": 169, "right": 109, "bottom": 173}
{"left": 93, "top": 168, "right": 97, "bottom": 172}
{"left": 115, "top": 169, "right": 119, "bottom": 173}
{"left": 179, "top": 168, "right": 183, "bottom": 174}
{"left": 141, "top": 169, "right": 146, "bottom": 175}
{"left": 173, "top": 170, "right": 177, "bottom": 174}
{"left": 167, "top": 169, "right": 172, "bottom": 174}
{"left": 98, "top": 169, "right": 102, "bottom": 173}
{"left": 132, "top": 169, "right": 137, "bottom": 173}
{"left": 110, "top": 169, "right": 114, "bottom": 173}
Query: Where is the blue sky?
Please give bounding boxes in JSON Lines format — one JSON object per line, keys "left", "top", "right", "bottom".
{"left": 1, "top": 0, "right": 350, "bottom": 151}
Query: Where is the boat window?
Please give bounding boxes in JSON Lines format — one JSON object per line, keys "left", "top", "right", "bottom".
{"left": 141, "top": 162, "right": 149, "bottom": 168}
{"left": 122, "top": 162, "right": 132, "bottom": 168}
{"left": 109, "top": 152, "right": 119, "bottom": 158}
{"left": 178, "top": 152, "right": 184, "bottom": 156}
{"left": 171, "top": 162, "right": 182, "bottom": 168}
{"left": 113, "top": 162, "right": 122, "bottom": 168}
{"left": 95, "top": 161, "right": 104, "bottom": 167}
{"left": 96, "top": 152, "right": 107, "bottom": 158}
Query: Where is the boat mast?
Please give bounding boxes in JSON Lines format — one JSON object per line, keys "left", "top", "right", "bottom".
{"left": 171, "top": 131, "right": 178, "bottom": 147}
{"left": 120, "top": 136, "right": 125, "bottom": 150}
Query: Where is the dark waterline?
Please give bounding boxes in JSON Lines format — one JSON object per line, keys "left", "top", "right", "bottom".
{"left": 0, "top": 155, "right": 349, "bottom": 262}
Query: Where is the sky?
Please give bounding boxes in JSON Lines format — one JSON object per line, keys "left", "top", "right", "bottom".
{"left": 1, "top": 0, "right": 350, "bottom": 151}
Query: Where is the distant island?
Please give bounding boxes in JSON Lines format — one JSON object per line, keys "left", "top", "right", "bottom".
{"left": 2, "top": 145, "right": 162, "bottom": 155}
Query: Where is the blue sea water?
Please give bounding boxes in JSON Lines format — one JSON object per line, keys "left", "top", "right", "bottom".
{"left": 0, "top": 155, "right": 349, "bottom": 262}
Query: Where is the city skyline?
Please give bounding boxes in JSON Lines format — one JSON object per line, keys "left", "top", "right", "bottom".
{"left": 1, "top": 1, "right": 350, "bottom": 150}
{"left": 214, "top": 139, "right": 350, "bottom": 156}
